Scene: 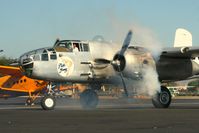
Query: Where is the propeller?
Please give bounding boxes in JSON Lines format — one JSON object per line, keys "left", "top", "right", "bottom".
{"left": 115, "top": 30, "right": 132, "bottom": 97}
{"left": 95, "top": 30, "right": 133, "bottom": 97}
{"left": 119, "top": 30, "right": 132, "bottom": 56}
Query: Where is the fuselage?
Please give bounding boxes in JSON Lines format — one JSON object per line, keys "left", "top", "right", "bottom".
{"left": 19, "top": 40, "right": 155, "bottom": 85}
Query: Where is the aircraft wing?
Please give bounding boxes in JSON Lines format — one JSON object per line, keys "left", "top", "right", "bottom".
{"left": 0, "top": 65, "right": 23, "bottom": 76}
{"left": 160, "top": 47, "right": 199, "bottom": 58}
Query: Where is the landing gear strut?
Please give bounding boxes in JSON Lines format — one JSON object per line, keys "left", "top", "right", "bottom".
{"left": 26, "top": 91, "right": 41, "bottom": 106}
{"left": 80, "top": 89, "right": 98, "bottom": 109}
{"left": 152, "top": 86, "right": 171, "bottom": 108}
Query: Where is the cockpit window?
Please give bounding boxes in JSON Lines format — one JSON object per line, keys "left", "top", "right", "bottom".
{"left": 54, "top": 40, "right": 90, "bottom": 52}
{"left": 72, "top": 43, "right": 89, "bottom": 52}
{"left": 41, "top": 50, "right": 49, "bottom": 61}
{"left": 66, "top": 42, "right": 73, "bottom": 50}
{"left": 73, "top": 43, "right": 80, "bottom": 52}
{"left": 54, "top": 41, "right": 73, "bottom": 52}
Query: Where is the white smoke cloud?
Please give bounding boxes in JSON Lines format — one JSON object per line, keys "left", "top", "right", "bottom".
{"left": 137, "top": 66, "right": 161, "bottom": 96}
{"left": 107, "top": 13, "right": 163, "bottom": 58}
{"left": 131, "top": 23, "right": 163, "bottom": 60}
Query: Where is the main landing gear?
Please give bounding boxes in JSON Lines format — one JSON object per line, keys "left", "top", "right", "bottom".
{"left": 41, "top": 95, "right": 56, "bottom": 110}
{"left": 80, "top": 89, "right": 99, "bottom": 109}
{"left": 152, "top": 86, "right": 172, "bottom": 108}
{"left": 80, "top": 84, "right": 100, "bottom": 109}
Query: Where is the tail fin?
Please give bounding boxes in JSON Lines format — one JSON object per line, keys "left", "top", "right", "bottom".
{"left": 174, "top": 28, "right": 192, "bottom": 48}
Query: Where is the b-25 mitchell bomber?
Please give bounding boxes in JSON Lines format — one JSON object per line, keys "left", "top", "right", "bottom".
{"left": 19, "top": 28, "right": 199, "bottom": 110}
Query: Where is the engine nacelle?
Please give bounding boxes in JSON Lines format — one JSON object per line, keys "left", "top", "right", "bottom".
{"left": 156, "top": 58, "right": 199, "bottom": 81}
{"left": 121, "top": 46, "right": 156, "bottom": 79}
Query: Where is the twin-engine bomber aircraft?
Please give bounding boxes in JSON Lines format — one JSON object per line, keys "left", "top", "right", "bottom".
{"left": 19, "top": 28, "right": 199, "bottom": 110}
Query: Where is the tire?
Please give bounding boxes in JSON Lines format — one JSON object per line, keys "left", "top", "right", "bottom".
{"left": 41, "top": 95, "right": 56, "bottom": 110}
{"left": 26, "top": 98, "right": 33, "bottom": 106}
{"left": 152, "top": 86, "right": 171, "bottom": 108}
{"left": 80, "top": 89, "right": 98, "bottom": 109}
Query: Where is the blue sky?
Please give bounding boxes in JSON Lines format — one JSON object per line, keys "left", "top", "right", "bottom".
{"left": 0, "top": 0, "right": 198, "bottom": 57}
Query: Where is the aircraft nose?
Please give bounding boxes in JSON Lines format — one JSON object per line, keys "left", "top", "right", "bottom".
{"left": 19, "top": 47, "right": 57, "bottom": 77}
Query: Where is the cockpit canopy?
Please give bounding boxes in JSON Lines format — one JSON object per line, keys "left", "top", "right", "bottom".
{"left": 20, "top": 48, "right": 58, "bottom": 64}
{"left": 53, "top": 40, "right": 90, "bottom": 52}
{"left": 20, "top": 40, "right": 90, "bottom": 63}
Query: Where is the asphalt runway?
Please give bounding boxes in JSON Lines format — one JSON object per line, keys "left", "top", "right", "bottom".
{"left": 0, "top": 97, "right": 199, "bottom": 133}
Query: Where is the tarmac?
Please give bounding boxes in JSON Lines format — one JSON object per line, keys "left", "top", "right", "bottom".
{"left": 0, "top": 96, "right": 199, "bottom": 133}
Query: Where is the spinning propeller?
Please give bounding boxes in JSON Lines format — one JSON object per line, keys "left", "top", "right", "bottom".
{"left": 95, "top": 30, "right": 133, "bottom": 97}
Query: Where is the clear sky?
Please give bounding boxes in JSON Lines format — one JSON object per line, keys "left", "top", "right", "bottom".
{"left": 0, "top": 0, "right": 198, "bottom": 57}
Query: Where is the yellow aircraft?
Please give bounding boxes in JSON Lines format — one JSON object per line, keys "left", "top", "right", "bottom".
{"left": 0, "top": 65, "right": 48, "bottom": 106}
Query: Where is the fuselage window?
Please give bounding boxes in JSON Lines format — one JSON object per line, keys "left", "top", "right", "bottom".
{"left": 83, "top": 43, "right": 89, "bottom": 52}
{"left": 33, "top": 55, "right": 40, "bottom": 61}
{"left": 48, "top": 48, "right": 57, "bottom": 60}
{"left": 41, "top": 50, "right": 49, "bottom": 61}
{"left": 50, "top": 52, "right": 57, "bottom": 60}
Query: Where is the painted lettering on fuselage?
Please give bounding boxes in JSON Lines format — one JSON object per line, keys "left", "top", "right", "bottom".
{"left": 57, "top": 56, "right": 74, "bottom": 77}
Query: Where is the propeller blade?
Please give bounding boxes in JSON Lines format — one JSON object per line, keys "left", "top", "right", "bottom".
{"left": 119, "top": 30, "right": 133, "bottom": 56}
{"left": 116, "top": 64, "right": 128, "bottom": 97}
{"left": 119, "top": 72, "right": 128, "bottom": 97}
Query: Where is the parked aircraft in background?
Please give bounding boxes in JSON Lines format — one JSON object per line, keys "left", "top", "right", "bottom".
{"left": 19, "top": 28, "right": 199, "bottom": 110}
